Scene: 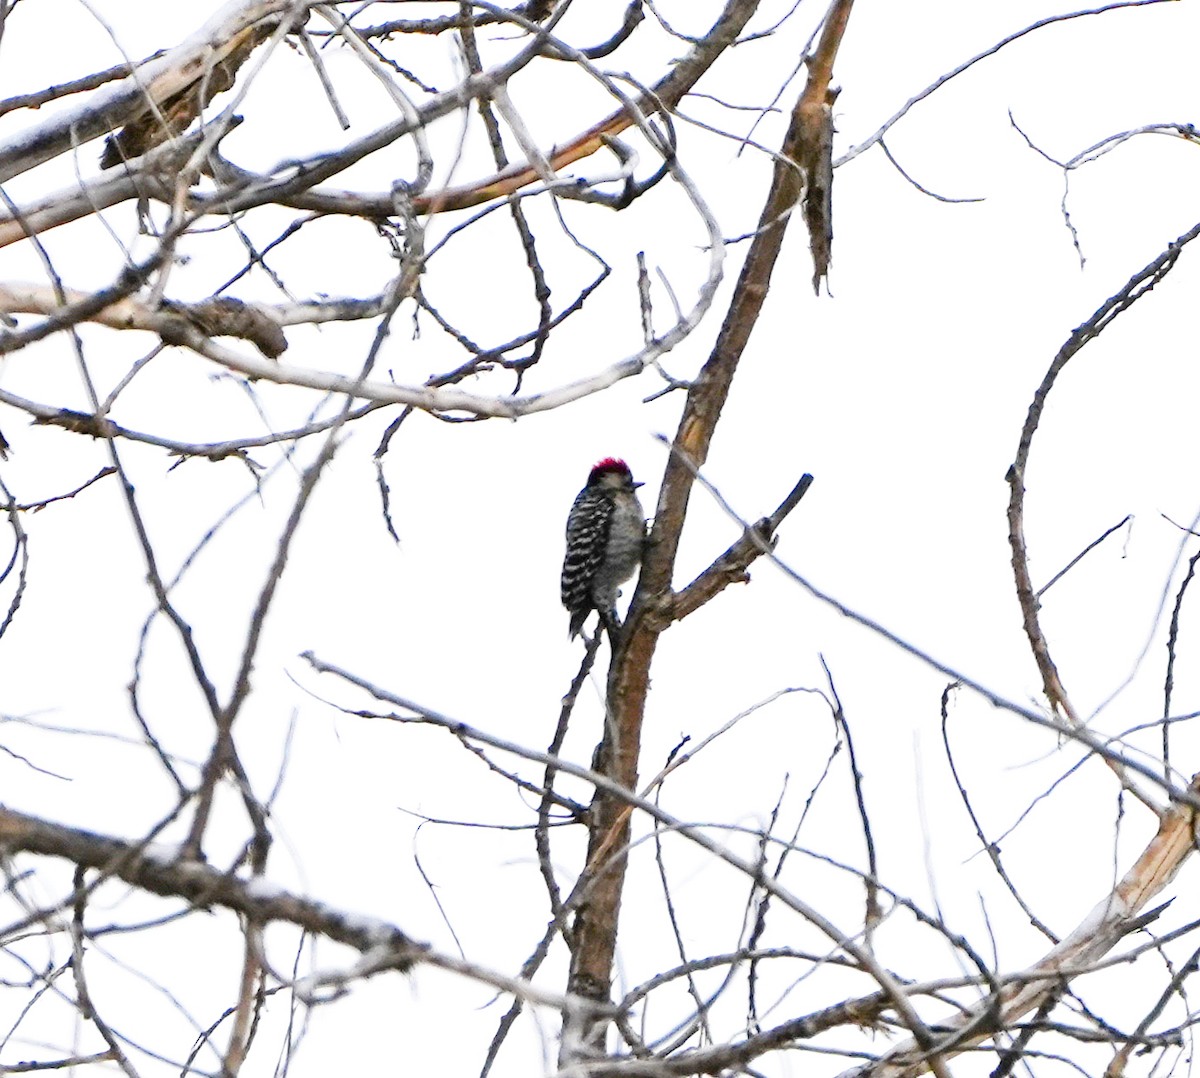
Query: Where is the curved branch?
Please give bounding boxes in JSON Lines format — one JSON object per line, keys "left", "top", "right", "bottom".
{"left": 0, "top": 0, "right": 760, "bottom": 249}
{"left": 834, "top": 0, "right": 1177, "bottom": 169}
{"left": 0, "top": 140, "right": 722, "bottom": 419}
{"left": 1005, "top": 219, "right": 1200, "bottom": 813}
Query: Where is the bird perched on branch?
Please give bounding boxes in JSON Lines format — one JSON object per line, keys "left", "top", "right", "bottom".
{"left": 561, "top": 458, "right": 647, "bottom": 640}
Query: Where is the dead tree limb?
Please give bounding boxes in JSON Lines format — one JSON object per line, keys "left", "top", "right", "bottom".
{"left": 562, "top": 0, "right": 856, "bottom": 1060}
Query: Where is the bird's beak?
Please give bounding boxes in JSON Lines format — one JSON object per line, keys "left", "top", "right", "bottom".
{"left": 632, "top": 481, "right": 644, "bottom": 489}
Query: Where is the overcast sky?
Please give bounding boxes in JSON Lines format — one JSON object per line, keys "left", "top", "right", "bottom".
{"left": 1, "top": 2, "right": 1199, "bottom": 1075}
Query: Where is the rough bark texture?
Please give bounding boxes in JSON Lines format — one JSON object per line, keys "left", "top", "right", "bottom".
{"left": 562, "top": 0, "right": 856, "bottom": 1058}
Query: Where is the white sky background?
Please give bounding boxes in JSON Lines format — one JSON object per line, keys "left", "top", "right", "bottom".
{"left": 1, "top": 1, "right": 1200, "bottom": 1075}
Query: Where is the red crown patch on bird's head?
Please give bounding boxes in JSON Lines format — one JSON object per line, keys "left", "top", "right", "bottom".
{"left": 590, "top": 457, "right": 631, "bottom": 480}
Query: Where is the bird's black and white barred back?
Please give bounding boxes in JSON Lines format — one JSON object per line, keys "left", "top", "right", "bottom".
{"left": 561, "top": 458, "right": 647, "bottom": 639}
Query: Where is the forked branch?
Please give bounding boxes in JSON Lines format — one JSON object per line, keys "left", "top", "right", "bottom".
{"left": 563, "top": 0, "right": 855, "bottom": 1060}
